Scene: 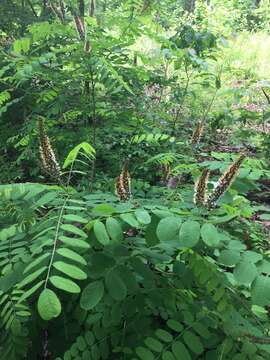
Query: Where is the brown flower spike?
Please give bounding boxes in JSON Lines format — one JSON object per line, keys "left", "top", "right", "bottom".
{"left": 193, "top": 169, "right": 210, "bottom": 206}
{"left": 190, "top": 121, "right": 204, "bottom": 144}
{"left": 161, "top": 163, "right": 171, "bottom": 185}
{"left": 205, "top": 154, "right": 246, "bottom": 209}
{"left": 38, "top": 119, "right": 61, "bottom": 180}
{"left": 115, "top": 161, "right": 131, "bottom": 201}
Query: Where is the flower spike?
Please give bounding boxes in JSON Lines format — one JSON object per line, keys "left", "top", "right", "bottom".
{"left": 205, "top": 154, "right": 246, "bottom": 209}
{"left": 190, "top": 121, "right": 204, "bottom": 144}
{"left": 38, "top": 119, "right": 61, "bottom": 180}
{"left": 193, "top": 169, "right": 210, "bottom": 206}
{"left": 115, "top": 160, "right": 131, "bottom": 201}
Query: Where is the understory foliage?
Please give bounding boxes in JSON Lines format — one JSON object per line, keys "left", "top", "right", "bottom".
{"left": 1, "top": 0, "right": 270, "bottom": 359}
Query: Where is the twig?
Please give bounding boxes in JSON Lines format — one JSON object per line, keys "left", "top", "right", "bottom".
{"left": 26, "top": 0, "right": 38, "bottom": 17}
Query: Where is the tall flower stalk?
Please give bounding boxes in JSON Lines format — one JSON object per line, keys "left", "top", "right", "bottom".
{"left": 205, "top": 154, "right": 246, "bottom": 209}
{"left": 38, "top": 119, "right": 61, "bottom": 180}
{"left": 115, "top": 161, "right": 131, "bottom": 201}
{"left": 190, "top": 121, "right": 204, "bottom": 145}
{"left": 193, "top": 169, "right": 210, "bottom": 206}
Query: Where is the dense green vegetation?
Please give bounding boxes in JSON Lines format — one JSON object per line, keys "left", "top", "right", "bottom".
{"left": 1, "top": 1, "right": 270, "bottom": 359}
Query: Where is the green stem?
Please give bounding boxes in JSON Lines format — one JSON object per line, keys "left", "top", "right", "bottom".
{"left": 44, "top": 196, "right": 69, "bottom": 289}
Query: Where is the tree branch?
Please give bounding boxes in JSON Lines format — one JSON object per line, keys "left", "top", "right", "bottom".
{"left": 78, "top": 0, "right": 85, "bottom": 17}
{"left": 262, "top": 88, "right": 270, "bottom": 105}
{"left": 26, "top": 0, "right": 38, "bottom": 17}
{"left": 244, "top": 334, "right": 270, "bottom": 344}
{"left": 89, "top": 0, "right": 95, "bottom": 16}
{"left": 48, "top": 1, "right": 64, "bottom": 23}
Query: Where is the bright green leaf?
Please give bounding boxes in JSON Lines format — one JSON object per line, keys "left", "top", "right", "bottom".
{"left": 50, "top": 276, "right": 81, "bottom": 293}
{"left": 37, "top": 288, "right": 61, "bottom": 321}
{"left": 56, "top": 248, "right": 87, "bottom": 265}
{"left": 63, "top": 142, "right": 95, "bottom": 168}
{"left": 251, "top": 275, "right": 270, "bottom": 306}
{"left": 120, "top": 213, "right": 139, "bottom": 228}
{"left": 233, "top": 261, "right": 257, "bottom": 286}
{"left": 179, "top": 221, "right": 200, "bottom": 247}
{"left": 106, "top": 217, "right": 123, "bottom": 242}
{"left": 157, "top": 217, "right": 181, "bottom": 242}
{"left": 53, "top": 261, "right": 87, "bottom": 280}
{"left": 94, "top": 220, "right": 110, "bottom": 245}
{"left": 201, "top": 223, "right": 220, "bottom": 247}
{"left": 59, "top": 236, "right": 90, "bottom": 249}
{"left": 61, "top": 224, "right": 87, "bottom": 238}
{"left": 218, "top": 250, "right": 240, "bottom": 267}
{"left": 135, "top": 209, "right": 151, "bottom": 225}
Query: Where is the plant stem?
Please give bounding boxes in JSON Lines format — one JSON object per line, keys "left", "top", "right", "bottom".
{"left": 89, "top": 68, "right": 97, "bottom": 192}
{"left": 44, "top": 196, "right": 69, "bottom": 289}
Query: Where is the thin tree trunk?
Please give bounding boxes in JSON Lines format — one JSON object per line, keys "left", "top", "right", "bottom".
{"left": 89, "top": 0, "right": 95, "bottom": 17}
{"left": 26, "top": 0, "right": 38, "bottom": 17}
{"left": 89, "top": 70, "right": 97, "bottom": 192}
{"left": 78, "top": 0, "right": 85, "bottom": 17}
